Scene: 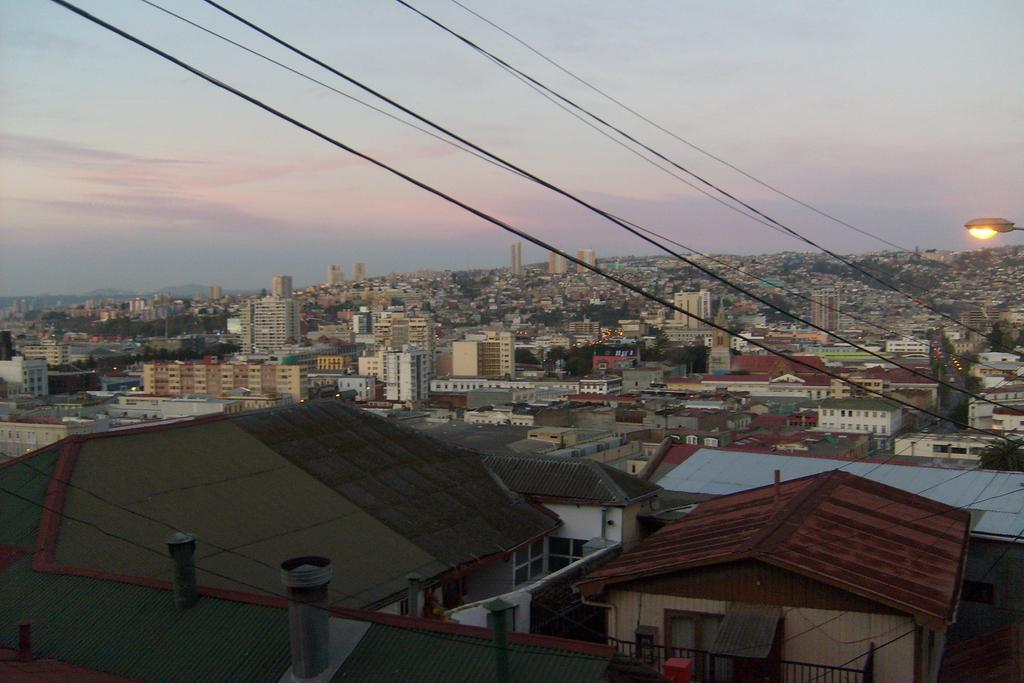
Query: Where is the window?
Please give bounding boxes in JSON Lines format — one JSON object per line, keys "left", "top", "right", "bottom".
{"left": 513, "top": 539, "right": 545, "bottom": 586}
{"left": 548, "top": 537, "right": 587, "bottom": 572}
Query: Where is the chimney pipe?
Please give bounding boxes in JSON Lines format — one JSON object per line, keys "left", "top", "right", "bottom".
{"left": 485, "top": 598, "right": 513, "bottom": 683}
{"left": 166, "top": 532, "right": 198, "bottom": 609}
{"left": 281, "top": 556, "right": 333, "bottom": 681}
{"left": 406, "top": 572, "right": 423, "bottom": 618}
{"left": 17, "top": 620, "right": 32, "bottom": 662}
{"left": 773, "top": 469, "right": 781, "bottom": 504}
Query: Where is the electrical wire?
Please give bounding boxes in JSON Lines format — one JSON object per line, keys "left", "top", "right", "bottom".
{"left": 40, "top": 4, "right": 1024, "bottom": 662}
{"left": 446, "top": 0, "right": 914, "bottom": 255}
{"left": 182, "top": 0, "right": 1022, "bottom": 417}
{"left": 132, "top": 0, "right": 998, "bottom": 379}
{"left": 394, "top": 0, "right": 1016, "bottom": 353}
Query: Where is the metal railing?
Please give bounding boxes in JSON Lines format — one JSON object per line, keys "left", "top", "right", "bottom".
{"left": 610, "top": 637, "right": 866, "bottom": 683}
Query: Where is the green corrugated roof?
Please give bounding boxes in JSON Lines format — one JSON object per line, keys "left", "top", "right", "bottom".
{"left": 0, "top": 554, "right": 291, "bottom": 683}
{"left": 333, "top": 623, "right": 609, "bottom": 683}
{"left": 0, "top": 445, "right": 59, "bottom": 547}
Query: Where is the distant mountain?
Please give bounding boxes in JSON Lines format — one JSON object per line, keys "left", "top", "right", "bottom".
{"left": 155, "top": 284, "right": 209, "bottom": 298}
{"left": 83, "top": 288, "right": 138, "bottom": 298}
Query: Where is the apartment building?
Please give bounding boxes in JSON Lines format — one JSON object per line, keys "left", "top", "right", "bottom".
{"left": 672, "top": 290, "right": 711, "bottom": 328}
{"left": 0, "top": 415, "right": 109, "bottom": 459}
{"left": 451, "top": 331, "right": 514, "bottom": 378}
{"left": 20, "top": 338, "right": 71, "bottom": 366}
{"left": 143, "top": 360, "right": 307, "bottom": 402}
{"left": 239, "top": 296, "right": 302, "bottom": 354}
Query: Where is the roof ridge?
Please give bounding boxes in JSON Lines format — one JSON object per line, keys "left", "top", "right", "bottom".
{"left": 587, "top": 459, "right": 626, "bottom": 505}
{"left": 742, "top": 470, "right": 846, "bottom": 556}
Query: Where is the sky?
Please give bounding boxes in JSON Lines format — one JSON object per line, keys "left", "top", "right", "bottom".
{"left": 1, "top": 0, "right": 1022, "bottom": 295}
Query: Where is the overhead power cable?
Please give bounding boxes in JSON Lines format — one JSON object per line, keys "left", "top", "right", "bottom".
{"left": 185, "top": 0, "right": 1017, "bottom": 415}
{"left": 46, "top": 0, "right": 1016, "bottom": 445}
{"left": 446, "top": 0, "right": 913, "bottom": 253}
{"left": 138, "top": 1, "right": 993, "bottom": 384}
{"left": 394, "top": 0, "right": 1013, "bottom": 352}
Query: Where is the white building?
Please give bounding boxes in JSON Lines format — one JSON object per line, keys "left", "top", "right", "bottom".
{"left": 239, "top": 296, "right": 302, "bottom": 354}
{"left": 884, "top": 338, "right": 930, "bottom": 354}
{"left": 579, "top": 375, "right": 623, "bottom": 395}
{"left": 106, "top": 394, "right": 234, "bottom": 420}
{"left": 0, "top": 356, "right": 48, "bottom": 396}
{"left": 816, "top": 398, "right": 903, "bottom": 448}
{"left": 0, "top": 415, "right": 109, "bottom": 459}
{"left": 969, "top": 384, "right": 1024, "bottom": 429}
{"left": 382, "top": 346, "right": 429, "bottom": 403}
{"left": 893, "top": 431, "right": 1002, "bottom": 460}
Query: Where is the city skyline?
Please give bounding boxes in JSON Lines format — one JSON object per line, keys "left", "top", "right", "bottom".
{"left": 2, "top": 1, "right": 1022, "bottom": 295}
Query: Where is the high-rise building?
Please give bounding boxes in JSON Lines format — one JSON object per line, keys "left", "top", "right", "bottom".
{"left": 576, "top": 248, "right": 596, "bottom": 273}
{"left": 271, "top": 275, "right": 293, "bottom": 299}
{"left": 673, "top": 290, "right": 712, "bottom": 328}
{"left": 810, "top": 287, "right": 840, "bottom": 331}
{"left": 239, "top": 297, "right": 302, "bottom": 354}
{"left": 511, "top": 242, "right": 522, "bottom": 275}
{"left": 208, "top": 285, "right": 223, "bottom": 301}
{"left": 373, "top": 311, "right": 434, "bottom": 371}
{"left": 382, "top": 346, "right": 429, "bottom": 403}
{"left": 352, "top": 306, "right": 373, "bottom": 335}
{"left": 452, "top": 331, "right": 514, "bottom": 378}
{"left": 327, "top": 265, "right": 344, "bottom": 286}
{"left": 547, "top": 252, "right": 567, "bottom": 275}
{"left": 708, "top": 306, "right": 732, "bottom": 375}
{"left": 352, "top": 262, "right": 368, "bottom": 283}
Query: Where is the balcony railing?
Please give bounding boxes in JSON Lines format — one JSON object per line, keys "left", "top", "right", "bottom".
{"left": 609, "top": 637, "right": 867, "bottom": 683}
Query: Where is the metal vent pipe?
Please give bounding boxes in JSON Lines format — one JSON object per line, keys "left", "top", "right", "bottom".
{"left": 280, "top": 556, "right": 333, "bottom": 681}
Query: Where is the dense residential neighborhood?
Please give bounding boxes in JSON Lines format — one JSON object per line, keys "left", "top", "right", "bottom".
{"left": 1, "top": 245, "right": 1023, "bottom": 681}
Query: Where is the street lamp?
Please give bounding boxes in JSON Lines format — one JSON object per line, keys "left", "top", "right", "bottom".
{"left": 965, "top": 217, "right": 1020, "bottom": 240}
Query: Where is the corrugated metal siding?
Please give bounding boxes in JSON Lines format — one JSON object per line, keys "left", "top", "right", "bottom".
{"left": 0, "top": 555, "right": 290, "bottom": 683}
{"left": 333, "top": 623, "right": 609, "bottom": 683}
{"left": 0, "top": 447, "right": 60, "bottom": 547}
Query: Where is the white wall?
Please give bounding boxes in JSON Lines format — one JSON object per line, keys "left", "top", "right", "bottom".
{"left": 545, "top": 503, "right": 622, "bottom": 543}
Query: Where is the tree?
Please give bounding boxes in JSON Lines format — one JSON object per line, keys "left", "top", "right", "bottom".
{"left": 979, "top": 439, "right": 1024, "bottom": 472}
{"left": 515, "top": 348, "right": 540, "bottom": 365}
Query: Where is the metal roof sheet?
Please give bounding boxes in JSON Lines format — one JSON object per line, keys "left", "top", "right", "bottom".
{"left": 709, "top": 604, "right": 781, "bottom": 658}
{"left": 333, "top": 622, "right": 610, "bottom": 683}
{"left": 657, "top": 448, "right": 1024, "bottom": 540}
{"left": 581, "top": 471, "right": 970, "bottom": 628}
{"left": 482, "top": 453, "right": 660, "bottom": 505}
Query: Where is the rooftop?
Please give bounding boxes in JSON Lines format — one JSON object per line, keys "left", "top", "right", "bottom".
{"left": 580, "top": 470, "right": 970, "bottom": 629}
{"left": 482, "top": 453, "right": 660, "bottom": 506}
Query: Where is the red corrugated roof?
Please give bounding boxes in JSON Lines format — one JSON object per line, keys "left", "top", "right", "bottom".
{"left": 732, "top": 355, "right": 828, "bottom": 375}
{"left": 579, "top": 470, "right": 969, "bottom": 628}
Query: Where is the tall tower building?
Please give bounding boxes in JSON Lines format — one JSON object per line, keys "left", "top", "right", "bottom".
{"left": 511, "top": 242, "right": 522, "bottom": 275}
{"left": 708, "top": 305, "right": 732, "bottom": 375}
{"left": 673, "top": 290, "right": 712, "bottom": 328}
{"left": 576, "top": 248, "right": 596, "bottom": 273}
{"left": 352, "top": 262, "right": 368, "bottom": 283}
{"left": 208, "top": 285, "right": 223, "bottom": 301}
{"left": 239, "top": 297, "right": 302, "bottom": 354}
{"left": 547, "top": 252, "right": 567, "bottom": 275}
{"left": 271, "top": 275, "right": 293, "bottom": 299}
{"left": 810, "top": 287, "right": 840, "bottom": 331}
{"left": 327, "top": 265, "right": 344, "bottom": 286}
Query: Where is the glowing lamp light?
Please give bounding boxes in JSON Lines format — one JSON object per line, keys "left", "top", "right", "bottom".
{"left": 965, "top": 217, "right": 1018, "bottom": 240}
